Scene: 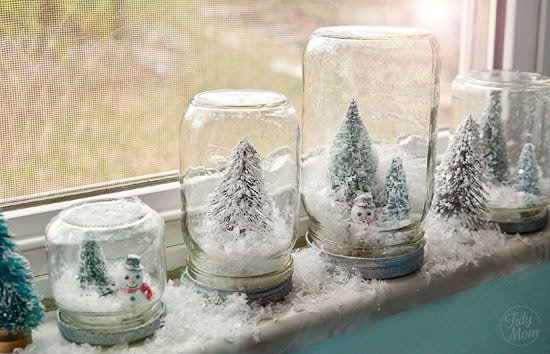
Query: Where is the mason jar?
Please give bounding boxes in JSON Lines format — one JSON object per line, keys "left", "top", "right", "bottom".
{"left": 180, "top": 89, "right": 300, "bottom": 303}
{"left": 45, "top": 197, "right": 166, "bottom": 345}
{"left": 451, "top": 70, "right": 550, "bottom": 233}
{"left": 302, "top": 26, "right": 441, "bottom": 278}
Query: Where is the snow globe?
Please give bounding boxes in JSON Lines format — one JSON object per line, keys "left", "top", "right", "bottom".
{"left": 302, "top": 26, "right": 441, "bottom": 279}
{"left": 451, "top": 70, "right": 550, "bottom": 233}
{"left": 180, "top": 89, "right": 300, "bottom": 303}
{"left": 45, "top": 197, "right": 166, "bottom": 345}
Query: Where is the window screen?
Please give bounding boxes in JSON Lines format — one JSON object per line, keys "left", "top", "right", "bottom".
{"left": 0, "top": 0, "right": 461, "bottom": 206}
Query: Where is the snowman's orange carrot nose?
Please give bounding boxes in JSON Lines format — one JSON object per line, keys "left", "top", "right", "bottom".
{"left": 130, "top": 280, "right": 136, "bottom": 286}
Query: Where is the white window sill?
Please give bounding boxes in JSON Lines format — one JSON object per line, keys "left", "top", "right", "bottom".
{"left": 21, "top": 228, "right": 549, "bottom": 353}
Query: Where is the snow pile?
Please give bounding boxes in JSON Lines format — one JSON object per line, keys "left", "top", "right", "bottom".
{"left": 421, "top": 214, "right": 522, "bottom": 278}
{"left": 22, "top": 248, "right": 386, "bottom": 354}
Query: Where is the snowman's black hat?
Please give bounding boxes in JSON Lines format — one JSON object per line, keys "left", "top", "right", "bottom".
{"left": 125, "top": 254, "right": 143, "bottom": 270}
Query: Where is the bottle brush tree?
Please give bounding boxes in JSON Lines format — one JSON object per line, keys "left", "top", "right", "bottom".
{"left": 0, "top": 211, "right": 45, "bottom": 334}
{"left": 77, "top": 239, "right": 114, "bottom": 296}
{"left": 382, "top": 156, "right": 411, "bottom": 222}
{"left": 479, "top": 93, "right": 510, "bottom": 184}
{"left": 209, "top": 137, "right": 273, "bottom": 235}
{"left": 329, "top": 99, "right": 378, "bottom": 207}
{"left": 432, "top": 114, "right": 489, "bottom": 229}
{"left": 513, "top": 143, "right": 542, "bottom": 202}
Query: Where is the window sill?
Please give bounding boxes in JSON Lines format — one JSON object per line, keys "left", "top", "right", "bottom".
{"left": 23, "top": 228, "right": 549, "bottom": 353}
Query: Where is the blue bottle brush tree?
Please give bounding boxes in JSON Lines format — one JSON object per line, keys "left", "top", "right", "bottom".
{"left": 329, "top": 99, "right": 378, "bottom": 207}
{"left": 382, "top": 156, "right": 411, "bottom": 222}
{"left": 513, "top": 143, "right": 542, "bottom": 204}
{"left": 0, "top": 211, "right": 45, "bottom": 337}
{"left": 432, "top": 114, "right": 489, "bottom": 229}
{"left": 479, "top": 93, "right": 510, "bottom": 185}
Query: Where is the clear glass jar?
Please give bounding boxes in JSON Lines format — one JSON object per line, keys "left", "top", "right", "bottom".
{"left": 302, "top": 26, "right": 441, "bottom": 278}
{"left": 180, "top": 89, "right": 300, "bottom": 303}
{"left": 45, "top": 197, "right": 166, "bottom": 345}
{"left": 451, "top": 70, "right": 550, "bottom": 233}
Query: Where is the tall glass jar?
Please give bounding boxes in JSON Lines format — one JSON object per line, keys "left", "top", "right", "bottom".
{"left": 302, "top": 26, "right": 441, "bottom": 279}
{"left": 451, "top": 70, "right": 550, "bottom": 233}
{"left": 45, "top": 197, "right": 166, "bottom": 345}
{"left": 180, "top": 89, "right": 300, "bottom": 303}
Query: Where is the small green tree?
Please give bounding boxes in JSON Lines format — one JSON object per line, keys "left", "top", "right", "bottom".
{"left": 382, "top": 157, "right": 411, "bottom": 222}
{"left": 432, "top": 114, "right": 489, "bottom": 229}
{"left": 480, "top": 93, "right": 509, "bottom": 184}
{"left": 513, "top": 143, "right": 541, "bottom": 198}
{"left": 77, "top": 240, "right": 113, "bottom": 296}
{"left": 209, "top": 137, "right": 273, "bottom": 235}
{"left": 0, "top": 211, "right": 45, "bottom": 332}
{"left": 329, "top": 99, "right": 378, "bottom": 206}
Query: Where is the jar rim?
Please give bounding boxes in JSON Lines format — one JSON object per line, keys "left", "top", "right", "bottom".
{"left": 312, "top": 25, "right": 432, "bottom": 40}
{"left": 454, "top": 70, "right": 550, "bottom": 89}
{"left": 191, "top": 89, "right": 289, "bottom": 110}
{"left": 59, "top": 197, "right": 148, "bottom": 228}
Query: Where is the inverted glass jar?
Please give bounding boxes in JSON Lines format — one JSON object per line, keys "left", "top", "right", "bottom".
{"left": 45, "top": 197, "right": 166, "bottom": 345}
{"left": 302, "top": 26, "right": 441, "bottom": 278}
{"left": 451, "top": 70, "right": 550, "bottom": 233}
{"left": 180, "top": 89, "right": 300, "bottom": 303}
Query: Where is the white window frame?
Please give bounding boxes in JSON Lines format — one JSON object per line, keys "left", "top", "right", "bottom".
{"left": 4, "top": 0, "right": 549, "bottom": 299}
{"left": 461, "top": 0, "right": 550, "bottom": 75}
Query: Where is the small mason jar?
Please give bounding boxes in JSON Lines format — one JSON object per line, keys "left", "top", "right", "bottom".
{"left": 180, "top": 89, "right": 300, "bottom": 303}
{"left": 302, "top": 26, "right": 441, "bottom": 279}
{"left": 45, "top": 197, "right": 166, "bottom": 345}
{"left": 451, "top": 70, "right": 550, "bottom": 233}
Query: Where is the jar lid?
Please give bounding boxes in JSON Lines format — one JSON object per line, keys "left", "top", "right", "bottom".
{"left": 191, "top": 89, "right": 288, "bottom": 110}
{"left": 60, "top": 198, "right": 148, "bottom": 228}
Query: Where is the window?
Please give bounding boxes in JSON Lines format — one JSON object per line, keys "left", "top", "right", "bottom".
{"left": 0, "top": 0, "right": 463, "bottom": 208}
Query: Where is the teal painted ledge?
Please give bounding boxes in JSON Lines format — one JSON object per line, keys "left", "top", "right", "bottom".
{"left": 292, "top": 261, "right": 550, "bottom": 354}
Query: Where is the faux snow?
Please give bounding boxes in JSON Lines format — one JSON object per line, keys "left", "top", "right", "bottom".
{"left": 422, "top": 213, "right": 525, "bottom": 280}
{"left": 19, "top": 220, "right": 540, "bottom": 353}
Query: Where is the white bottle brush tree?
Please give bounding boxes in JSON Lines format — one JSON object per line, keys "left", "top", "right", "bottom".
{"left": 209, "top": 137, "right": 273, "bottom": 236}
{"left": 329, "top": 99, "right": 378, "bottom": 207}
{"left": 432, "top": 114, "right": 490, "bottom": 229}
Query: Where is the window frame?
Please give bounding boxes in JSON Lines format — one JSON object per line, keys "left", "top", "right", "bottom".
{"left": 3, "top": 0, "right": 549, "bottom": 298}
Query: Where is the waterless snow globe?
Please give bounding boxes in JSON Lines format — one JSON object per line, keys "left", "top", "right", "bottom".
{"left": 180, "top": 89, "right": 300, "bottom": 303}
{"left": 451, "top": 70, "right": 550, "bottom": 233}
{"left": 302, "top": 26, "right": 441, "bottom": 279}
{"left": 45, "top": 197, "right": 166, "bottom": 345}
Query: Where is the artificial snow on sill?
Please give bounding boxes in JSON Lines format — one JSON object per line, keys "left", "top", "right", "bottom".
{"left": 20, "top": 228, "right": 549, "bottom": 354}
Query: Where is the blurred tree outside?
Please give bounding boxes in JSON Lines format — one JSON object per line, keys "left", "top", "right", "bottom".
{"left": 0, "top": 0, "right": 461, "bottom": 203}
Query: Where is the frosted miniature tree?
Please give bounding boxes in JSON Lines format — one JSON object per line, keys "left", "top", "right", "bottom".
{"left": 479, "top": 93, "right": 509, "bottom": 184}
{"left": 513, "top": 143, "right": 541, "bottom": 198}
{"left": 0, "top": 212, "right": 45, "bottom": 332}
{"left": 382, "top": 157, "right": 411, "bottom": 222}
{"left": 329, "top": 99, "right": 378, "bottom": 206}
{"left": 432, "top": 114, "right": 489, "bottom": 229}
{"left": 77, "top": 240, "right": 114, "bottom": 296}
{"left": 209, "top": 137, "right": 273, "bottom": 235}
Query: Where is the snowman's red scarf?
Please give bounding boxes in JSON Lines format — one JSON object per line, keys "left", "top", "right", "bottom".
{"left": 119, "top": 283, "right": 153, "bottom": 300}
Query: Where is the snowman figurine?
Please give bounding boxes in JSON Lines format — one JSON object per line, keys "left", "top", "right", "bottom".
{"left": 119, "top": 254, "right": 153, "bottom": 305}
{"left": 349, "top": 192, "right": 377, "bottom": 243}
